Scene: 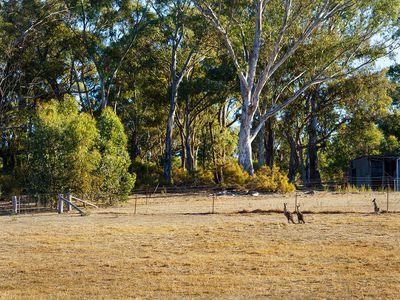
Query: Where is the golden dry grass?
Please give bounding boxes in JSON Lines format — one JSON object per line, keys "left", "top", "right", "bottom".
{"left": 1, "top": 192, "right": 400, "bottom": 299}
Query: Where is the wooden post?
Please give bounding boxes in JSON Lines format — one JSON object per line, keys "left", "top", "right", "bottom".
{"left": 134, "top": 195, "right": 137, "bottom": 214}
{"left": 387, "top": 183, "right": 389, "bottom": 213}
{"left": 153, "top": 183, "right": 160, "bottom": 195}
{"left": 67, "top": 193, "right": 72, "bottom": 212}
{"left": 212, "top": 193, "right": 215, "bottom": 214}
{"left": 12, "top": 196, "right": 18, "bottom": 214}
{"left": 58, "top": 194, "right": 64, "bottom": 214}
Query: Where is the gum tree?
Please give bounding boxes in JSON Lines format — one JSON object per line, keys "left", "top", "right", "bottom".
{"left": 194, "top": 0, "right": 400, "bottom": 174}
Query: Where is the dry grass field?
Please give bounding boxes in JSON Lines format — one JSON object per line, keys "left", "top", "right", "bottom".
{"left": 1, "top": 192, "right": 400, "bottom": 299}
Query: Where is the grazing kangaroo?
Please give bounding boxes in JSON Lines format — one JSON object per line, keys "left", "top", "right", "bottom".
{"left": 295, "top": 205, "right": 305, "bottom": 224}
{"left": 372, "top": 198, "right": 380, "bottom": 214}
{"left": 283, "top": 203, "right": 295, "bottom": 224}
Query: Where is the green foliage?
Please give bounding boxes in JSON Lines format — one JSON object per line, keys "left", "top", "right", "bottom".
{"left": 321, "top": 122, "right": 385, "bottom": 179}
{"left": 24, "top": 97, "right": 101, "bottom": 195}
{"left": 171, "top": 167, "right": 190, "bottom": 186}
{"left": 1, "top": 0, "right": 400, "bottom": 191}
{"left": 0, "top": 175, "right": 18, "bottom": 197}
{"left": 96, "top": 108, "right": 135, "bottom": 201}
{"left": 22, "top": 98, "right": 134, "bottom": 202}
{"left": 132, "top": 160, "right": 163, "bottom": 188}
{"left": 380, "top": 135, "right": 400, "bottom": 155}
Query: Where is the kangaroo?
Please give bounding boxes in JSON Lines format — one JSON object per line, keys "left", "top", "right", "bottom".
{"left": 372, "top": 198, "right": 380, "bottom": 214}
{"left": 295, "top": 205, "right": 305, "bottom": 224}
{"left": 283, "top": 203, "right": 295, "bottom": 224}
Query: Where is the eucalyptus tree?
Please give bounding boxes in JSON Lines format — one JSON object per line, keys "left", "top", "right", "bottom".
{"left": 175, "top": 54, "right": 237, "bottom": 173}
{"left": 0, "top": 0, "right": 70, "bottom": 175}
{"left": 279, "top": 71, "right": 392, "bottom": 183}
{"left": 64, "top": 0, "right": 153, "bottom": 111}
{"left": 152, "top": 0, "right": 209, "bottom": 182}
{"left": 194, "top": 0, "right": 400, "bottom": 174}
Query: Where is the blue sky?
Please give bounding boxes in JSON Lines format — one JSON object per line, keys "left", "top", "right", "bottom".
{"left": 376, "top": 50, "right": 400, "bottom": 70}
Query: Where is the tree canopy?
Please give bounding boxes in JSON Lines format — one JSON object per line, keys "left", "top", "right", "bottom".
{"left": 0, "top": 0, "right": 399, "bottom": 197}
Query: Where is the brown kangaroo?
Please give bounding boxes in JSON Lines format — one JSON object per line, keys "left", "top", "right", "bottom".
{"left": 372, "top": 198, "right": 380, "bottom": 214}
{"left": 283, "top": 203, "right": 295, "bottom": 224}
{"left": 296, "top": 204, "right": 305, "bottom": 224}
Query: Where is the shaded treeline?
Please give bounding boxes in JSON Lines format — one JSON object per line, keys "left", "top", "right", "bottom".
{"left": 0, "top": 0, "right": 399, "bottom": 192}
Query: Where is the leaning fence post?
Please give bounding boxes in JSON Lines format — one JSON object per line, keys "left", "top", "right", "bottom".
{"left": 58, "top": 194, "right": 64, "bottom": 214}
{"left": 67, "top": 193, "right": 72, "bottom": 212}
{"left": 12, "top": 196, "right": 18, "bottom": 214}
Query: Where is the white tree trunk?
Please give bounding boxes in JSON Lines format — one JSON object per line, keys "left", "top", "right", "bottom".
{"left": 163, "top": 83, "right": 178, "bottom": 182}
{"left": 258, "top": 122, "right": 266, "bottom": 168}
{"left": 238, "top": 111, "right": 254, "bottom": 175}
{"left": 195, "top": 0, "right": 363, "bottom": 174}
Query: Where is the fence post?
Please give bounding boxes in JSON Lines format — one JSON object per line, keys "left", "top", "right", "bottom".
{"left": 212, "top": 193, "right": 215, "bottom": 214}
{"left": 58, "top": 194, "right": 64, "bottom": 214}
{"left": 387, "top": 183, "right": 389, "bottom": 213}
{"left": 67, "top": 193, "right": 72, "bottom": 212}
{"left": 12, "top": 196, "right": 18, "bottom": 214}
{"left": 134, "top": 195, "right": 137, "bottom": 214}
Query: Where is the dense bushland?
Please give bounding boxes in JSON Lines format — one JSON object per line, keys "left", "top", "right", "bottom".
{"left": 1, "top": 0, "right": 399, "bottom": 195}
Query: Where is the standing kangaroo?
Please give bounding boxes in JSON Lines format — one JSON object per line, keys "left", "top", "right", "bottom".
{"left": 372, "top": 198, "right": 380, "bottom": 214}
{"left": 283, "top": 203, "right": 295, "bottom": 224}
{"left": 295, "top": 205, "right": 305, "bottom": 224}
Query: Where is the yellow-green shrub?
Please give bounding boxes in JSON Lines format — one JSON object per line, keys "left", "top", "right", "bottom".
{"left": 193, "top": 169, "right": 215, "bottom": 186}
{"left": 171, "top": 167, "right": 215, "bottom": 186}
{"left": 222, "top": 161, "right": 251, "bottom": 189}
{"left": 248, "top": 165, "right": 295, "bottom": 193}
{"left": 172, "top": 167, "right": 190, "bottom": 186}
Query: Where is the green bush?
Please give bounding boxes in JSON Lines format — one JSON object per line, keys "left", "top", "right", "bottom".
{"left": 96, "top": 108, "right": 136, "bottom": 202}
{"left": 23, "top": 98, "right": 101, "bottom": 196}
{"left": 22, "top": 98, "right": 135, "bottom": 202}
{"left": 0, "top": 175, "right": 19, "bottom": 197}
{"left": 132, "top": 160, "right": 163, "bottom": 188}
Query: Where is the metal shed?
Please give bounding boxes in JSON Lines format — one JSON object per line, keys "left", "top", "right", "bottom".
{"left": 349, "top": 155, "right": 400, "bottom": 190}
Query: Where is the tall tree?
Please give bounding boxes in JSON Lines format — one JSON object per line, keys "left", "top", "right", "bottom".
{"left": 194, "top": 0, "right": 400, "bottom": 174}
{"left": 65, "top": 0, "right": 152, "bottom": 110}
{"left": 153, "top": 0, "right": 206, "bottom": 182}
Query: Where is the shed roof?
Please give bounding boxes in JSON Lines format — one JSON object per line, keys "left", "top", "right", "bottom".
{"left": 352, "top": 155, "right": 400, "bottom": 161}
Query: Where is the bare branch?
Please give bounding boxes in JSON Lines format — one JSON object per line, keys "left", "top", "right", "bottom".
{"left": 193, "top": 1, "right": 249, "bottom": 90}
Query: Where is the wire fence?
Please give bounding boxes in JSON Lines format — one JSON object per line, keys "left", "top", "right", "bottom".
{"left": 127, "top": 190, "right": 400, "bottom": 216}
{"left": 0, "top": 193, "right": 59, "bottom": 215}
{"left": 0, "top": 193, "right": 94, "bottom": 215}
{"left": 2, "top": 181, "right": 400, "bottom": 216}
